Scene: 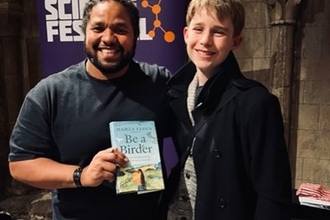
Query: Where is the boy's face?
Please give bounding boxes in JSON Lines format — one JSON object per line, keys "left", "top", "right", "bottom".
{"left": 184, "top": 7, "right": 242, "bottom": 76}
{"left": 85, "top": 1, "right": 135, "bottom": 76}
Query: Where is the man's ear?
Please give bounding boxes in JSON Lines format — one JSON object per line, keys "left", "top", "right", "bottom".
{"left": 232, "top": 35, "right": 243, "bottom": 50}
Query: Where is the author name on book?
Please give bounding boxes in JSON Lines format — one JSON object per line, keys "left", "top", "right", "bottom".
{"left": 115, "top": 126, "right": 153, "bottom": 132}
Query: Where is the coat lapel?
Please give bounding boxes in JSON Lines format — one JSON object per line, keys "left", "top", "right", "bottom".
{"left": 167, "top": 52, "right": 245, "bottom": 130}
{"left": 167, "top": 62, "right": 196, "bottom": 130}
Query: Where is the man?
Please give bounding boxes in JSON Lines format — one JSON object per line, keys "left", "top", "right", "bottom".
{"left": 9, "top": 0, "right": 173, "bottom": 219}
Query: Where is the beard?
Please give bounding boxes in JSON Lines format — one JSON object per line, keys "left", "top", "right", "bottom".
{"left": 84, "top": 41, "right": 136, "bottom": 74}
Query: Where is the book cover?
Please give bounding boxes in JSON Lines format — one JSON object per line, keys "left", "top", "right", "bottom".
{"left": 109, "top": 120, "right": 165, "bottom": 194}
{"left": 298, "top": 196, "right": 330, "bottom": 210}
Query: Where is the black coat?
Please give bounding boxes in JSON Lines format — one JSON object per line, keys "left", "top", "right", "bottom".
{"left": 167, "top": 52, "right": 292, "bottom": 220}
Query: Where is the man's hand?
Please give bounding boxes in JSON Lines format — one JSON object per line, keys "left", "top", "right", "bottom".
{"left": 80, "top": 148, "right": 129, "bottom": 187}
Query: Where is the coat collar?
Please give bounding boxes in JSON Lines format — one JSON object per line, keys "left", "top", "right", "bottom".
{"left": 167, "top": 51, "right": 245, "bottom": 104}
{"left": 167, "top": 51, "right": 247, "bottom": 129}
{"left": 167, "top": 51, "right": 243, "bottom": 95}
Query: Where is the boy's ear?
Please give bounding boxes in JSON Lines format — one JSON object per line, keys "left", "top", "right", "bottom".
{"left": 232, "top": 35, "right": 243, "bottom": 50}
{"left": 183, "top": 27, "right": 189, "bottom": 43}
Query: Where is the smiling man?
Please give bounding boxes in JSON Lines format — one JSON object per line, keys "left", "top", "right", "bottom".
{"left": 8, "top": 0, "right": 174, "bottom": 219}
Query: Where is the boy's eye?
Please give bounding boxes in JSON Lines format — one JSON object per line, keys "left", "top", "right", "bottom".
{"left": 193, "top": 27, "right": 203, "bottom": 33}
{"left": 213, "top": 29, "right": 226, "bottom": 36}
{"left": 214, "top": 30, "right": 225, "bottom": 35}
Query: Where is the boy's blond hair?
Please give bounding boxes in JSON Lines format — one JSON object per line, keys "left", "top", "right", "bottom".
{"left": 186, "top": 0, "right": 245, "bottom": 37}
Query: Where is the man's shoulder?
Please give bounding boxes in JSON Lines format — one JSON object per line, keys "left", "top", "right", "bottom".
{"left": 28, "top": 61, "right": 86, "bottom": 95}
{"left": 133, "top": 60, "right": 171, "bottom": 78}
{"left": 52, "top": 61, "right": 85, "bottom": 78}
{"left": 40, "top": 61, "right": 85, "bottom": 83}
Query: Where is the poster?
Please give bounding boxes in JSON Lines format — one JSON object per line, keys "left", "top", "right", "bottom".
{"left": 36, "top": 0, "right": 186, "bottom": 76}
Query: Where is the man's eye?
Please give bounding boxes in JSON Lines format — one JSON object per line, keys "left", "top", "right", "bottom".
{"left": 114, "top": 27, "right": 128, "bottom": 34}
{"left": 92, "top": 26, "right": 104, "bottom": 32}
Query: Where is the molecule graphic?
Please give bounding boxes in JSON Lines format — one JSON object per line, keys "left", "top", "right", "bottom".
{"left": 141, "top": 0, "right": 175, "bottom": 43}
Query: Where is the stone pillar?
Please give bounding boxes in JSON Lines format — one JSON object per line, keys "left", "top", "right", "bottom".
{"left": 265, "top": 0, "right": 301, "bottom": 149}
{"left": 0, "top": 0, "right": 24, "bottom": 199}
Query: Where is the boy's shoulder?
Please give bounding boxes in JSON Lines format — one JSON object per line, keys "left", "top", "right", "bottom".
{"left": 232, "top": 77, "right": 266, "bottom": 91}
{"left": 231, "top": 77, "right": 275, "bottom": 101}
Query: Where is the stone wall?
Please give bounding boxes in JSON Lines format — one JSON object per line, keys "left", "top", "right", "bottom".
{"left": 0, "top": 0, "right": 44, "bottom": 218}
{"left": 0, "top": 0, "right": 24, "bottom": 201}
{"left": 236, "top": 0, "right": 330, "bottom": 189}
{"left": 291, "top": 0, "right": 330, "bottom": 189}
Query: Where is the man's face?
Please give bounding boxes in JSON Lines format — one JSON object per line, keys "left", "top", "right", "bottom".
{"left": 84, "top": 1, "right": 135, "bottom": 76}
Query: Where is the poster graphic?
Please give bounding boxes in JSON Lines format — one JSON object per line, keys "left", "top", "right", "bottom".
{"left": 36, "top": 0, "right": 186, "bottom": 76}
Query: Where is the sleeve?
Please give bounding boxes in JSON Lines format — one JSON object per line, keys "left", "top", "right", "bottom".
{"left": 8, "top": 85, "right": 58, "bottom": 162}
{"left": 247, "top": 92, "right": 292, "bottom": 220}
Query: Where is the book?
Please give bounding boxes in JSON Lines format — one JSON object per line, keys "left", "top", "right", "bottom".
{"left": 298, "top": 196, "right": 330, "bottom": 210}
{"left": 109, "top": 120, "right": 165, "bottom": 194}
